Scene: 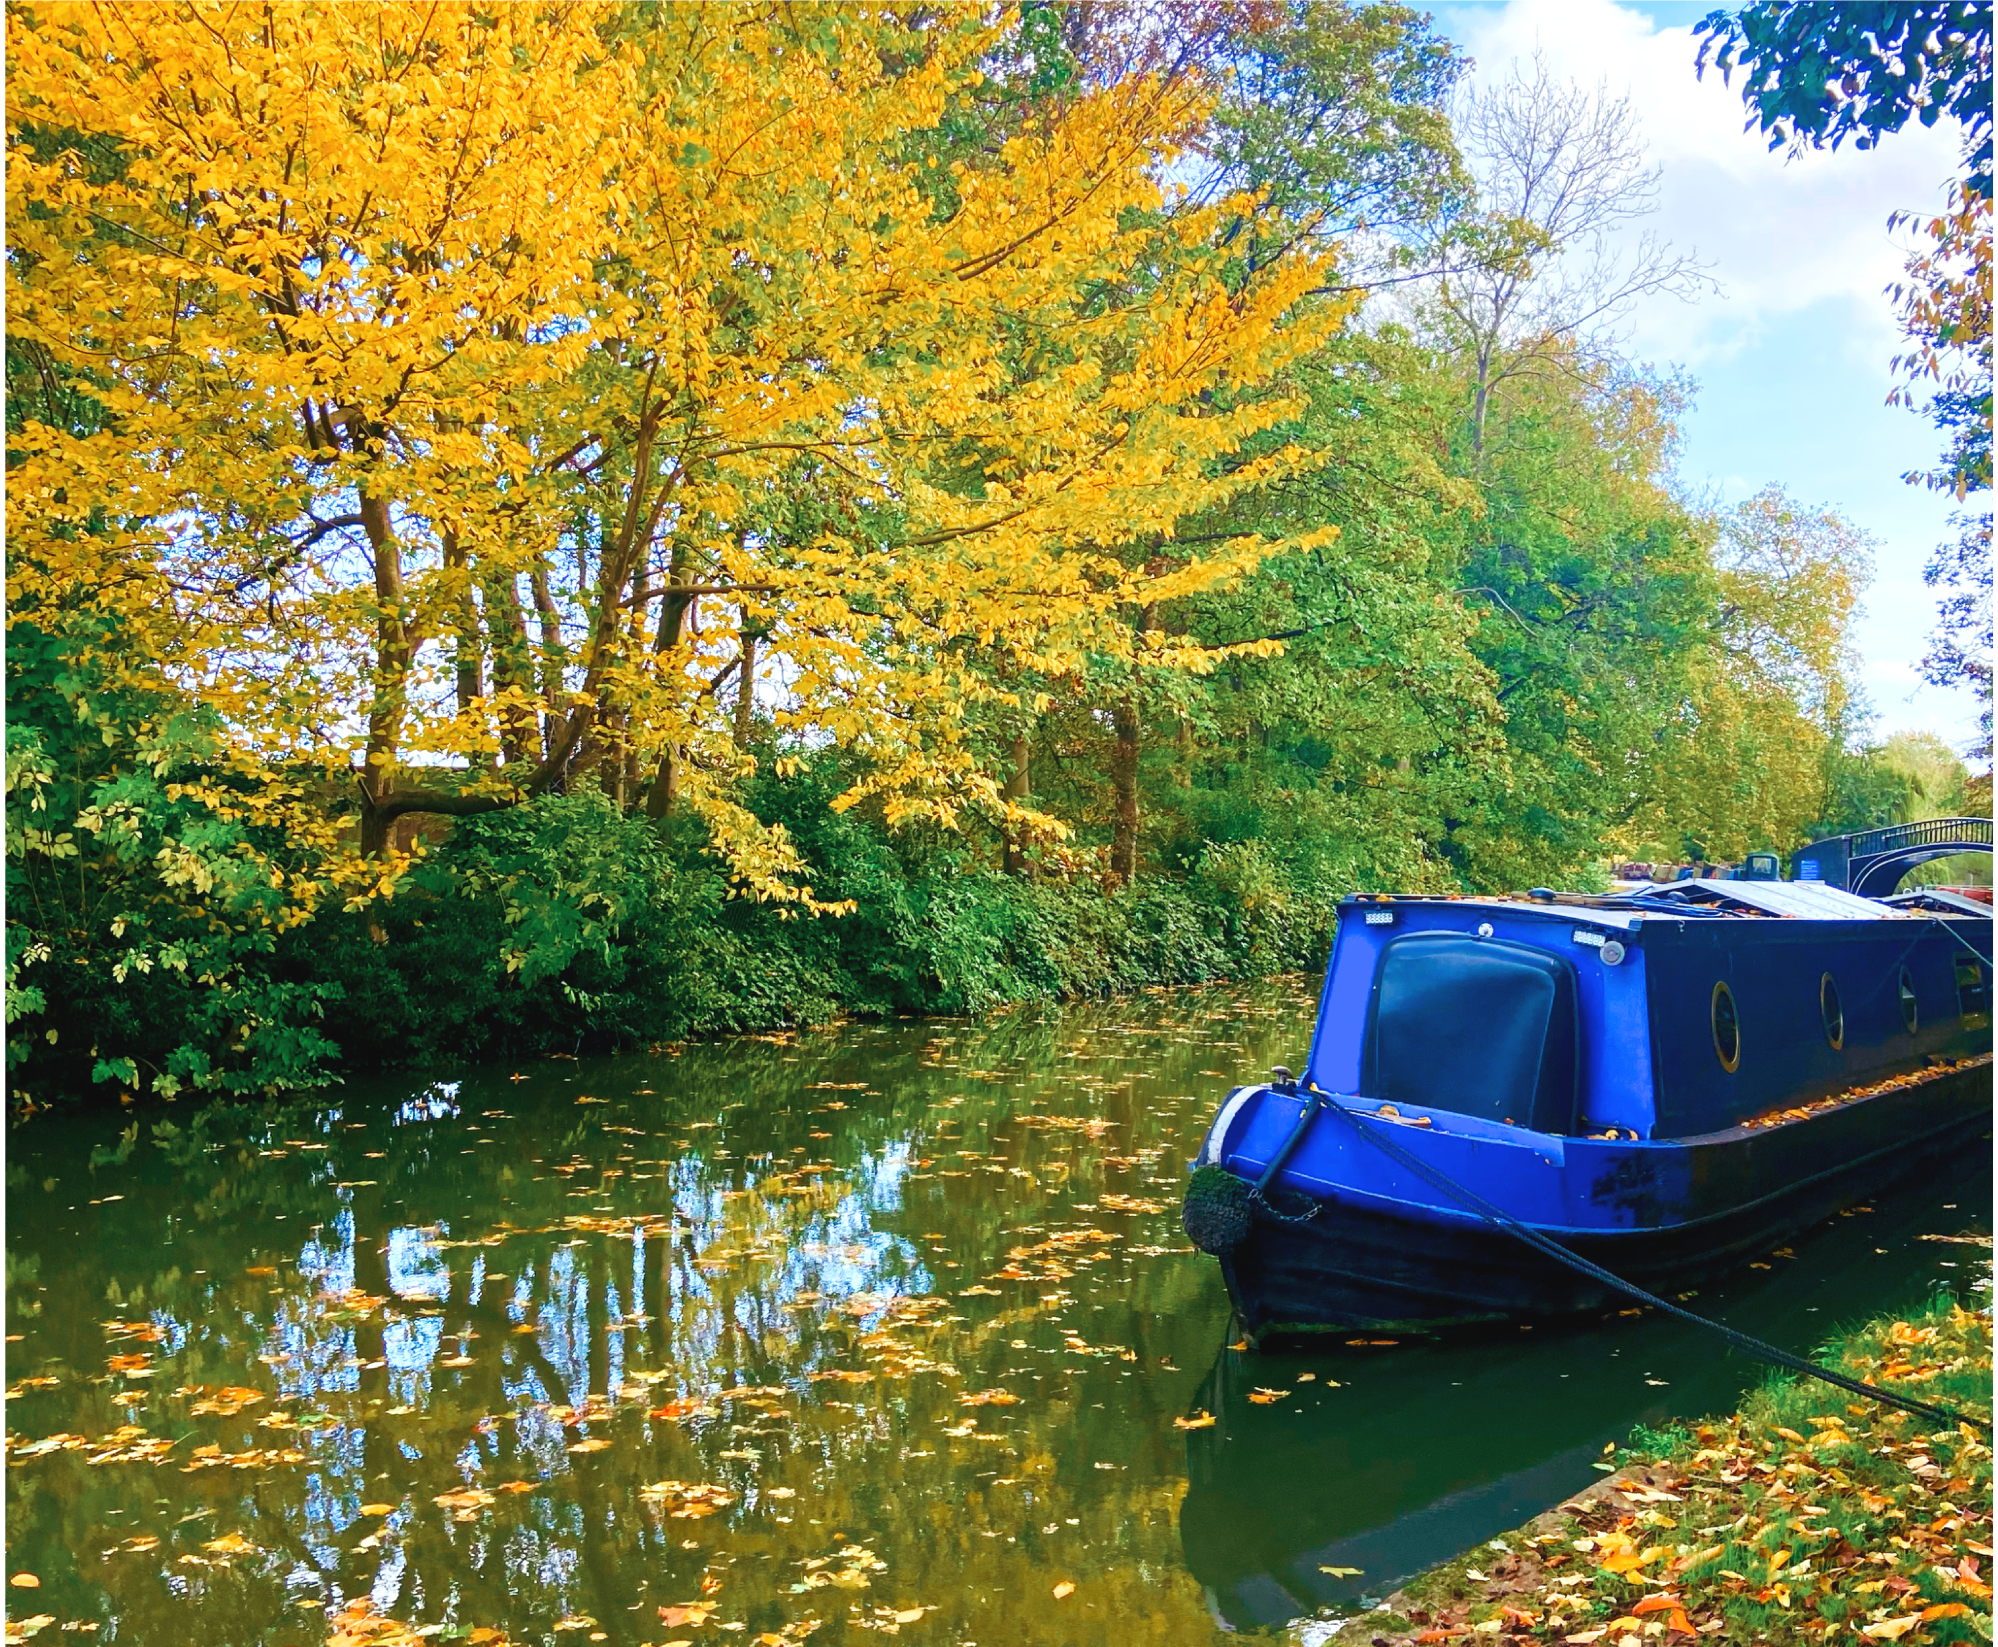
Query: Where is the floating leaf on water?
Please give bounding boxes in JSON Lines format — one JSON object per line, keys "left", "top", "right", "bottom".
{"left": 202, "top": 1531, "right": 257, "bottom": 1556}
{"left": 657, "top": 1603, "right": 716, "bottom": 1627}
{"left": 1318, "top": 1565, "right": 1362, "bottom": 1578}
{"left": 1052, "top": 1581, "right": 1075, "bottom": 1599}
{"left": 1173, "top": 1411, "right": 1216, "bottom": 1430}
{"left": 9, "top": 1574, "right": 39, "bottom": 1588}
{"left": 1246, "top": 1387, "right": 1290, "bottom": 1404}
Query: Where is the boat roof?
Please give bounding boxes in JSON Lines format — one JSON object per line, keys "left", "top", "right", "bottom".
{"left": 1621, "top": 878, "right": 1909, "bottom": 920}
{"left": 1344, "top": 879, "right": 1934, "bottom": 924}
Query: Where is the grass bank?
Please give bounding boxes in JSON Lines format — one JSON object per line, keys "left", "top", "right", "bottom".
{"left": 1307, "top": 1288, "right": 1993, "bottom": 1646}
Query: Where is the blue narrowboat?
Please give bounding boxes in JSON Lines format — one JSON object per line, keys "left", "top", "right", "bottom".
{"left": 1184, "top": 878, "right": 1993, "bottom": 1337}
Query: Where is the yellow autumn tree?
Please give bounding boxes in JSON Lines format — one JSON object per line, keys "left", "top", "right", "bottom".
{"left": 8, "top": 1, "right": 1349, "bottom": 908}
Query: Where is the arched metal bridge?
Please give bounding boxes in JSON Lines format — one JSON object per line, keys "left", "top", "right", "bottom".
{"left": 1791, "top": 815, "right": 1993, "bottom": 896}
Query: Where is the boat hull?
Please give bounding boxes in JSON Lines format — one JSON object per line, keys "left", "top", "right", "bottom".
{"left": 1221, "top": 1059, "right": 1992, "bottom": 1338}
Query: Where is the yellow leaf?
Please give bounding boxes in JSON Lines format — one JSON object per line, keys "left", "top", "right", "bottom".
{"left": 1173, "top": 1411, "right": 1217, "bottom": 1430}
{"left": 1052, "top": 1581, "right": 1076, "bottom": 1600}
{"left": 1861, "top": 1619, "right": 1922, "bottom": 1641}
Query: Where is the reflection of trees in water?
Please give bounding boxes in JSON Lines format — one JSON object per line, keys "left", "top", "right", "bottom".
{"left": 5, "top": 981, "right": 1315, "bottom": 1643}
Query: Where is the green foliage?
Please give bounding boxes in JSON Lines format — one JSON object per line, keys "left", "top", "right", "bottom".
{"left": 64, "top": 766, "right": 1332, "bottom": 1090}
{"left": 1696, "top": 3, "right": 1992, "bottom": 192}
{"left": 5, "top": 616, "right": 342, "bottom": 1113}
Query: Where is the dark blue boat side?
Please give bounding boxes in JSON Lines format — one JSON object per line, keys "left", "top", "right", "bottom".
{"left": 1186, "top": 880, "right": 1993, "bottom": 1336}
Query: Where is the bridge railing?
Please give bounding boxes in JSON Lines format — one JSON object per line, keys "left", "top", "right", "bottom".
{"left": 1847, "top": 816, "right": 1993, "bottom": 860}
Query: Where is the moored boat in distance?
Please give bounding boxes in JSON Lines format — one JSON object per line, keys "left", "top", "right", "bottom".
{"left": 1183, "top": 875, "right": 1993, "bottom": 1339}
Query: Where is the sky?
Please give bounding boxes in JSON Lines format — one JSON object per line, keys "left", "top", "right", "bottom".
{"left": 1429, "top": 0, "right": 1982, "bottom": 753}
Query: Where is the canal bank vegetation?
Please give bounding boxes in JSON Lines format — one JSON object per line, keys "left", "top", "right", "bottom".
{"left": 5, "top": 3, "right": 1986, "bottom": 1113}
{"left": 1313, "top": 1288, "right": 1993, "bottom": 1647}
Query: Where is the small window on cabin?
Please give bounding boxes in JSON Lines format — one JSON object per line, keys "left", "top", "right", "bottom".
{"left": 1711, "top": 981, "right": 1740, "bottom": 1073}
{"left": 1898, "top": 967, "right": 1919, "bottom": 1035}
{"left": 1819, "top": 973, "right": 1843, "bottom": 1051}
{"left": 1955, "top": 956, "right": 1990, "bottom": 1021}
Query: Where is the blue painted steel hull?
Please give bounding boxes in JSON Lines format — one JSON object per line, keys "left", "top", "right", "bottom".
{"left": 1194, "top": 893, "right": 1993, "bottom": 1335}
{"left": 1213, "top": 1061, "right": 1988, "bottom": 1334}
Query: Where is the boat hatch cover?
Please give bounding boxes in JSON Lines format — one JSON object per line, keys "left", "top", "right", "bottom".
{"left": 1631, "top": 878, "right": 1911, "bottom": 920}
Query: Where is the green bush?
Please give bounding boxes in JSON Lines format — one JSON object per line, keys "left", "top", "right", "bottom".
{"left": 12, "top": 732, "right": 1343, "bottom": 1105}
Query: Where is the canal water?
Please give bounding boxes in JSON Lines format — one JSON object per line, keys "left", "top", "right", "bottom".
{"left": 4, "top": 979, "right": 1988, "bottom": 1645}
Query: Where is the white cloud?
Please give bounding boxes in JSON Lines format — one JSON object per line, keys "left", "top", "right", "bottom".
{"left": 1444, "top": 0, "right": 1963, "bottom": 367}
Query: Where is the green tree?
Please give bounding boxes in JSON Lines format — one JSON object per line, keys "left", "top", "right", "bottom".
{"left": 1695, "top": 3, "right": 1991, "bottom": 192}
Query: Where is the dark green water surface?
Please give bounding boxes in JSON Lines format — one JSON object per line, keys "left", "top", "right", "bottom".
{"left": 4, "top": 979, "right": 1989, "bottom": 1645}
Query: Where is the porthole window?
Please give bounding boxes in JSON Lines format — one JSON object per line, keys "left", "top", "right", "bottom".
{"left": 1711, "top": 980, "right": 1740, "bottom": 1073}
{"left": 1819, "top": 972, "right": 1844, "bottom": 1050}
{"left": 1956, "top": 956, "right": 1990, "bottom": 1020}
{"left": 1898, "top": 968, "right": 1919, "bottom": 1035}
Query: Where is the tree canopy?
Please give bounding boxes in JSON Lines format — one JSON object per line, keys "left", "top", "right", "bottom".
{"left": 4, "top": 1, "right": 1899, "bottom": 1111}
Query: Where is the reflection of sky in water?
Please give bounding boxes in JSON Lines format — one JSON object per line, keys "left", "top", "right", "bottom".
{"left": 394, "top": 1083, "right": 461, "bottom": 1126}
{"left": 151, "top": 1113, "right": 974, "bottom": 1423}
{"left": 385, "top": 1315, "right": 443, "bottom": 1398}
{"left": 299, "top": 1206, "right": 357, "bottom": 1294}
{"left": 387, "top": 1224, "right": 451, "bottom": 1301}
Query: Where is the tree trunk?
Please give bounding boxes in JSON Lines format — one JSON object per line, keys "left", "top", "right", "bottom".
{"left": 528, "top": 561, "right": 566, "bottom": 760}
{"left": 644, "top": 537, "right": 701, "bottom": 820}
{"left": 1109, "top": 699, "right": 1140, "bottom": 887}
{"left": 1108, "top": 596, "right": 1157, "bottom": 889}
{"left": 442, "top": 528, "right": 485, "bottom": 725}
{"left": 734, "top": 626, "right": 758, "bottom": 749}
{"left": 1471, "top": 339, "right": 1495, "bottom": 463}
{"left": 357, "top": 484, "right": 411, "bottom": 857}
{"left": 1002, "top": 734, "right": 1031, "bottom": 875}
{"left": 485, "top": 570, "right": 537, "bottom": 766}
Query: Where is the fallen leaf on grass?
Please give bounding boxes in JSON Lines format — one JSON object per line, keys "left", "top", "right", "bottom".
{"left": 8, "top": 1574, "right": 38, "bottom": 1588}
{"left": 1861, "top": 1619, "right": 1922, "bottom": 1641}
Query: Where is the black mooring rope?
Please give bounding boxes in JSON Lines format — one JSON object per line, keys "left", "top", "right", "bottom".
{"left": 1306, "top": 1089, "right": 1991, "bottom": 1434}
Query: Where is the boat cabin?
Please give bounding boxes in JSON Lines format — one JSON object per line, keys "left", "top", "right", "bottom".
{"left": 1305, "top": 883, "right": 1991, "bottom": 1143}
